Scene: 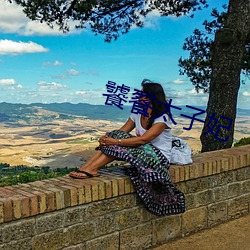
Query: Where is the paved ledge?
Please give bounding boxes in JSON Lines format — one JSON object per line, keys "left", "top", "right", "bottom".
{"left": 0, "top": 145, "right": 249, "bottom": 224}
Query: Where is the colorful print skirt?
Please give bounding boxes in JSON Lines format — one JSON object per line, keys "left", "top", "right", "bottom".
{"left": 97, "top": 130, "right": 185, "bottom": 216}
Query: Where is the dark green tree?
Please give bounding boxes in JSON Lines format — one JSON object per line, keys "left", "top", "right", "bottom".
{"left": 8, "top": 0, "right": 208, "bottom": 42}
{"left": 179, "top": 2, "right": 250, "bottom": 152}
{"left": 179, "top": 5, "right": 250, "bottom": 93}
{"left": 8, "top": 0, "right": 250, "bottom": 152}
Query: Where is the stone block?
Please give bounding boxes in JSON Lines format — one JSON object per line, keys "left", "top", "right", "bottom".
{"left": 245, "top": 166, "right": 250, "bottom": 179}
{"left": 115, "top": 206, "right": 150, "bottom": 230}
{"left": 215, "top": 171, "right": 235, "bottom": 186}
{"left": 175, "top": 182, "right": 187, "bottom": 193}
{"left": 195, "top": 189, "right": 214, "bottom": 207}
{"left": 64, "top": 207, "right": 85, "bottom": 226}
{"left": 120, "top": 222, "right": 152, "bottom": 250}
{"left": 241, "top": 179, "right": 250, "bottom": 194}
{"left": 36, "top": 212, "right": 64, "bottom": 234}
{"left": 181, "top": 206, "right": 207, "bottom": 236}
{"left": 185, "top": 193, "right": 195, "bottom": 210}
{"left": 86, "top": 232, "right": 119, "bottom": 250}
{"left": 2, "top": 218, "right": 36, "bottom": 243}
{"left": 228, "top": 195, "right": 249, "bottom": 219}
{"left": 185, "top": 178, "right": 209, "bottom": 193}
{"left": 0, "top": 238, "right": 32, "bottom": 250}
{"left": 32, "top": 228, "right": 70, "bottom": 250}
{"left": 67, "top": 221, "right": 96, "bottom": 244}
{"left": 84, "top": 194, "right": 136, "bottom": 218}
{"left": 208, "top": 201, "right": 228, "bottom": 227}
{"left": 152, "top": 214, "right": 181, "bottom": 245}
{"left": 235, "top": 168, "right": 246, "bottom": 181}
{"left": 228, "top": 183, "right": 241, "bottom": 198}
{"left": 62, "top": 244, "right": 86, "bottom": 250}
{"left": 213, "top": 185, "right": 228, "bottom": 201}
{"left": 93, "top": 213, "right": 118, "bottom": 237}
{"left": 0, "top": 228, "right": 2, "bottom": 244}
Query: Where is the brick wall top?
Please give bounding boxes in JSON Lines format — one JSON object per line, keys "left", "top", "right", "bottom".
{"left": 0, "top": 145, "right": 249, "bottom": 224}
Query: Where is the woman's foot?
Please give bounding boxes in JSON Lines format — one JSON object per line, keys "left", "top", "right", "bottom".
{"left": 69, "top": 167, "right": 99, "bottom": 179}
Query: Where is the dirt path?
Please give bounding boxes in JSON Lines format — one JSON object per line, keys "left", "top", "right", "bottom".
{"left": 151, "top": 213, "right": 250, "bottom": 250}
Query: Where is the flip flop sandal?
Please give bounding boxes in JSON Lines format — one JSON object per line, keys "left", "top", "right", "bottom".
{"left": 69, "top": 169, "right": 100, "bottom": 179}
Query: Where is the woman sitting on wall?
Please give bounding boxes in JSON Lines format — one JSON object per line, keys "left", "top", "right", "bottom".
{"left": 69, "top": 79, "right": 185, "bottom": 216}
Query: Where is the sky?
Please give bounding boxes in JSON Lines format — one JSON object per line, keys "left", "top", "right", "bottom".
{"left": 0, "top": 0, "right": 249, "bottom": 109}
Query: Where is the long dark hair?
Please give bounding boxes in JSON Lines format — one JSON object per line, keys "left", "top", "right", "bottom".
{"left": 141, "top": 79, "right": 169, "bottom": 129}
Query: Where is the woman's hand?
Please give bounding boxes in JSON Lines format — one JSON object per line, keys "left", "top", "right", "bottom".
{"left": 98, "top": 135, "right": 117, "bottom": 147}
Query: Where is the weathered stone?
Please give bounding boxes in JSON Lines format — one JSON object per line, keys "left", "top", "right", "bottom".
{"left": 64, "top": 207, "right": 85, "bottom": 226}
{"left": 208, "top": 201, "right": 228, "bottom": 227}
{"left": 244, "top": 166, "right": 250, "bottom": 179}
{"left": 0, "top": 238, "right": 32, "bottom": 250}
{"left": 115, "top": 206, "right": 149, "bottom": 230}
{"left": 175, "top": 182, "right": 187, "bottom": 193}
{"left": 62, "top": 244, "right": 86, "bottom": 250}
{"left": 36, "top": 212, "right": 64, "bottom": 234}
{"left": 86, "top": 232, "right": 119, "bottom": 250}
{"left": 185, "top": 178, "right": 209, "bottom": 193}
{"left": 182, "top": 207, "right": 208, "bottom": 236}
{"left": 185, "top": 193, "right": 195, "bottom": 210}
{"left": 195, "top": 189, "right": 214, "bottom": 207}
{"left": 67, "top": 221, "right": 96, "bottom": 244}
{"left": 93, "top": 213, "right": 118, "bottom": 237}
{"left": 228, "top": 195, "right": 249, "bottom": 219}
{"left": 213, "top": 185, "right": 228, "bottom": 201}
{"left": 241, "top": 180, "right": 250, "bottom": 194}
{"left": 0, "top": 228, "right": 2, "bottom": 244}
{"left": 215, "top": 171, "right": 235, "bottom": 186}
{"left": 152, "top": 214, "right": 181, "bottom": 245}
{"left": 235, "top": 168, "right": 246, "bottom": 181}
{"left": 32, "top": 228, "right": 70, "bottom": 250}
{"left": 84, "top": 194, "right": 136, "bottom": 218}
{"left": 120, "top": 222, "right": 152, "bottom": 250}
{"left": 228, "top": 183, "right": 241, "bottom": 198}
{"left": 2, "top": 218, "right": 36, "bottom": 243}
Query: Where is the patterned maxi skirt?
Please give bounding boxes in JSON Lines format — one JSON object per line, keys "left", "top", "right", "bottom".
{"left": 97, "top": 130, "right": 185, "bottom": 216}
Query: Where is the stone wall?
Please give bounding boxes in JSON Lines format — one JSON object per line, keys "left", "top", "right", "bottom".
{"left": 0, "top": 145, "right": 249, "bottom": 250}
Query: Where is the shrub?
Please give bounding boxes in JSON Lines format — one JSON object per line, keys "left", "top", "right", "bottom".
{"left": 234, "top": 137, "right": 250, "bottom": 147}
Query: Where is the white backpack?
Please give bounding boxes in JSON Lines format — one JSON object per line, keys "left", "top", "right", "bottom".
{"left": 170, "top": 136, "right": 193, "bottom": 165}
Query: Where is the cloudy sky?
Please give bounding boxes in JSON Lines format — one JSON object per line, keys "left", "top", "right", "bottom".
{"left": 0, "top": 0, "right": 249, "bottom": 108}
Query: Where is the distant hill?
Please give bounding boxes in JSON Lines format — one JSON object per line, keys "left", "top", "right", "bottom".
{"left": 0, "top": 102, "right": 249, "bottom": 124}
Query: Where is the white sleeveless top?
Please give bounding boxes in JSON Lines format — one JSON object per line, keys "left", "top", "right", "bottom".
{"left": 129, "top": 113, "right": 172, "bottom": 161}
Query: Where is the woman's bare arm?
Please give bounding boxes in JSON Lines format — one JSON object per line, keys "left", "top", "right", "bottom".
{"left": 118, "top": 118, "right": 135, "bottom": 133}
{"left": 100, "top": 122, "right": 167, "bottom": 147}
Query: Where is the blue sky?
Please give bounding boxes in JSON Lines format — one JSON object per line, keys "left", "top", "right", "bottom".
{"left": 0, "top": 0, "right": 249, "bottom": 108}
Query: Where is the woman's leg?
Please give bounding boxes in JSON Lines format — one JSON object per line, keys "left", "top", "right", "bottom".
{"left": 70, "top": 151, "right": 116, "bottom": 178}
{"left": 81, "top": 150, "right": 103, "bottom": 168}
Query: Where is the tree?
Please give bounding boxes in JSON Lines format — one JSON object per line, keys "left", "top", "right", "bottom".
{"left": 199, "top": 0, "right": 250, "bottom": 151}
{"left": 179, "top": 2, "right": 250, "bottom": 152}
{"left": 8, "top": 0, "right": 250, "bottom": 152}
{"left": 8, "top": 0, "right": 208, "bottom": 42}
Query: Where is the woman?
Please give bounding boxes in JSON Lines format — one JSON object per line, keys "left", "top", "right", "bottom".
{"left": 69, "top": 79, "right": 185, "bottom": 215}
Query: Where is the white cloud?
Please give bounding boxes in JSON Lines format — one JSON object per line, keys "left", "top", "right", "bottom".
{"left": 243, "top": 91, "right": 250, "bottom": 97}
{"left": 0, "top": 78, "right": 16, "bottom": 85}
{"left": 38, "top": 81, "right": 68, "bottom": 91}
{"left": 0, "top": 0, "right": 82, "bottom": 36}
{"left": 68, "top": 69, "right": 80, "bottom": 76}
{"left": 172, "top": 79, "right": 185, "bottom": 84}
{"left": 75, "top": 91, "right": 86, "bottom": 95}
{"left": 17, "top": 84, "right": 24, "bottom": 89}
{"left": 0, "top": 39, "right": 48, "bottom": 55}
{"left": 43, "top": 60, "right": 63, "bottom": 66}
